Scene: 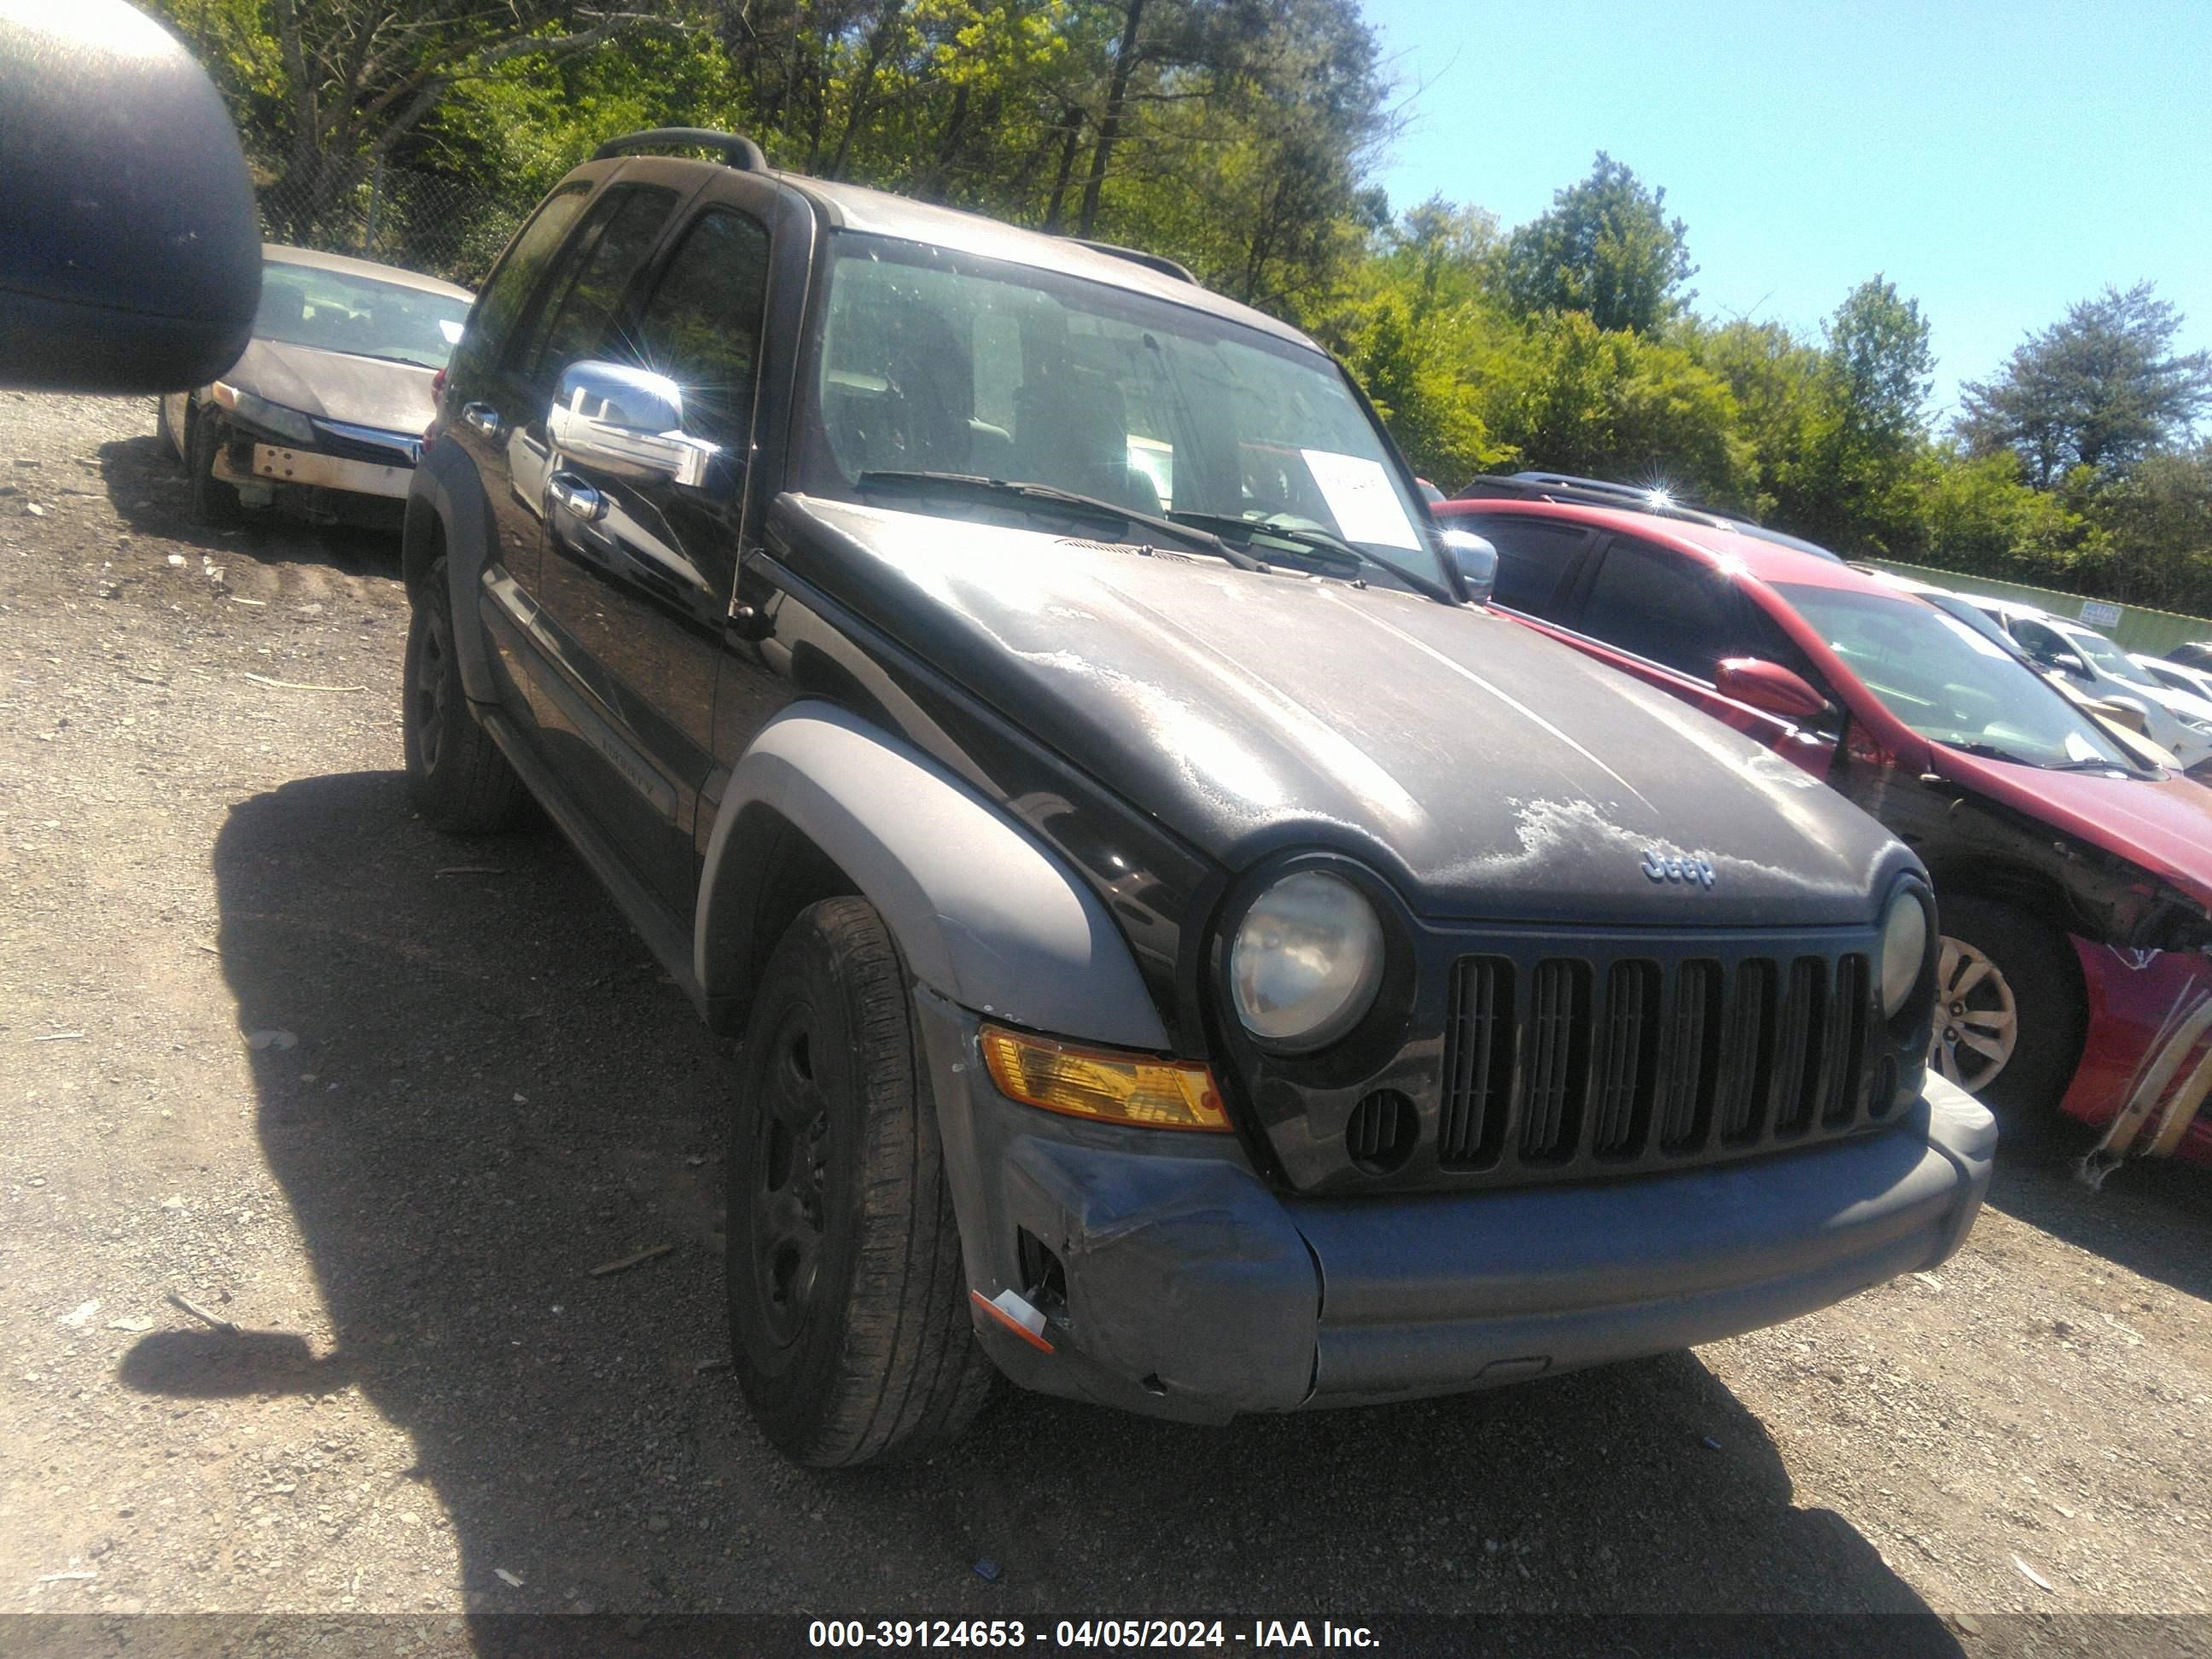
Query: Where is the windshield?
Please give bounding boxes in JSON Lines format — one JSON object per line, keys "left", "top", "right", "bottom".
{"left": 2057, "top": 623, "right": 2162, "bottom": 689}
{"left": 798, "top": 234, "right": 1446, "bottom": 591}
{"left": 1777, "top": 583, "right": 2144, "bottom": 772}
{"left": 254, "top": 259, "right": 470, "bottom": 370}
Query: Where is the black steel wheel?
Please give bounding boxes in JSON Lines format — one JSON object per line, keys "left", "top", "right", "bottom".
{"left": 402, "top": 555, "right": 521, "bottom": 833}
{"left": 726, "top": 898, "right": 993, "bottom": 1466}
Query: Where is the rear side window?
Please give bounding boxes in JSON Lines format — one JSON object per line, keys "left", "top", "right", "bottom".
{"left": 1576, "top": 537, "right": 1744, "bottom": 679}
{"left": 466, "top": 183, "right": 590, "bottom": 361}
{"left": 1458, "top": 517, "right": 1589, "bottom": 615}
{"left": 510, "top": 185, "right": 678, "bottom": 394}
{"left": 628, "top": 209, "right": 771, "bottom": 452}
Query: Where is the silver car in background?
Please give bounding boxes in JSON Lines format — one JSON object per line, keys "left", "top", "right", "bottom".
{"left": 160, "top": 244, "right": 471, "bottom": 526}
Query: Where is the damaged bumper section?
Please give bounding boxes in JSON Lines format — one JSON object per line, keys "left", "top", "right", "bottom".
{"left": 916, "top": 987, "right": 1996, "bottom": 1423}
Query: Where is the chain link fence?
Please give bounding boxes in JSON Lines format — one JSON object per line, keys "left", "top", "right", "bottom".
{"left": 253, "top": 159, "right": 527, "bottom": 289}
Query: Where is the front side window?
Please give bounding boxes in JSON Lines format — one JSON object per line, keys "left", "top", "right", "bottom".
{"left": 626, "top": 210, "right": 771, "bottom": 453}
{"left": 798, "top": 235, "right": 1445, "bottom": 592}
{"left": 1778, "top": 584, "right": 2141, "bottom": 772}
{"left": 253, "top": 260, "right": 470, "bottom": 370}
{"left": 510, "top": 185, "right": 678, "bottom": 394}
{"left": 2009, "top": 616, "right": 2073, "bottom": 665}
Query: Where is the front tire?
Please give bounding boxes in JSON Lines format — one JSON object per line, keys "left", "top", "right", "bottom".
{"left": 403, "top": 555, "right": 521, "bottom": 833}
{"left": 1929, "top": 897, "right": 2085, "bottom": 1129}
{"left": 185, "top": 407, "right": 241, "bottom": 527}
{"left": 727, "top": 898, "right": 993, "bottom": 1467}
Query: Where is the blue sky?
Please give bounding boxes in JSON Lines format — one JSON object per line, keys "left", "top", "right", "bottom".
{"left": 1360, "top": 0, "right": 2212, "bottom": 424}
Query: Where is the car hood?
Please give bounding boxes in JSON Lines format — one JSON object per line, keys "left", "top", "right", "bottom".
{"left": 2140, "top": 682, "right": 2212, "bottom": 726}
{"left": 224, "top": 338, "right": 436, "bottom": 434}
{"left": 1933, "top": 747, "right": 2212, "bottom": 917}
{"left": 776, "top": 497, "right": 1912, "bottom": 928}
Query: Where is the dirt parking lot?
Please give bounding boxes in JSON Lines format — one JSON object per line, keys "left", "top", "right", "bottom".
{"left": 1, "top": 392, "right": 2209, "bottom": 1652}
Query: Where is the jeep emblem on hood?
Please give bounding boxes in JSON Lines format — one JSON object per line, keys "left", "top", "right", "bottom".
{"left": 1642, "top": 848, "right": 1717, "bottom": 889}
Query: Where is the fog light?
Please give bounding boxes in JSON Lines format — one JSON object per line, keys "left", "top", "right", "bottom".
{"left": 979, "top": 1026, "right": 1230, "bottom": 1132}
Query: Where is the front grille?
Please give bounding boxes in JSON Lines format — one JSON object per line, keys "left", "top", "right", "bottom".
{"left": 1438, "top": 942, "right": 1883, "bottom": 1177}
{"left": 308, "top": 418, "right": 421, "bottom": 469}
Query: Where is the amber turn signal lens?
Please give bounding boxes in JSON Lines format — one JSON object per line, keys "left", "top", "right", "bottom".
{"left": 978, "top": 1026, "right": 1231, "bottom": 1132}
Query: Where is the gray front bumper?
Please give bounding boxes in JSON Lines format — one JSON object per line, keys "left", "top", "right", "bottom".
{"left": 916, "top": 989, "right": 1997, "bottom": 1422}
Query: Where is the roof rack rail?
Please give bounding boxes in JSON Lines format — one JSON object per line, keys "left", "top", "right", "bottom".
{"left": 1508, "top": 470, "right": 1654, "bottom": 503}
{"left": 593, "top": 128, "right": 767, "bottom": 172}
{"left": 1065, "top": 238, "right": 1196, "bottom": 283}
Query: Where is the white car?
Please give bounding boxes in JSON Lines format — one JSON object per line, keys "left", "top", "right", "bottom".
{"left": 2134, "top": 651, "right": 2212, "bottom": 709}
{"left": 1959, "top": 596, "right": 2212, "bottom": 774}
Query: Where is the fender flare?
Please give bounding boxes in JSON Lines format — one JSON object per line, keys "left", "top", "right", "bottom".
{"left": 403, "top": 434, "right": 500, "bottom": 705}
{"left": 696, "top": 702, "right": 1170, "bottom": 1051}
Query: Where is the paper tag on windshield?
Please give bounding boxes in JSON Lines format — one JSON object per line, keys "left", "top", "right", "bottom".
{"left": 1299, "top": 450, "right": 1420, "bottom": 550}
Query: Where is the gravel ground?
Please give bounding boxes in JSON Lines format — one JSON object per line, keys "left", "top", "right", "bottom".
{"left": 0, "top": 392, "right": 2208, "bottom": 1651}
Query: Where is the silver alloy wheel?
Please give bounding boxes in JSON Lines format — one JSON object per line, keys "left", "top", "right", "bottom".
{"left": 1928, "top": 934, "right": 2020, "bottom": 1093}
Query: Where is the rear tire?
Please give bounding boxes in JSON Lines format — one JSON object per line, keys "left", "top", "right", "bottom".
{"left": 185, "top": 408, "right": 241, "bottom": 527}
{"left": 727, "top": 898, "right": 994, "bottom": 1466}
{"left": 1930, "top": 897, "right": 2085, "bottom": 1134}
{"left": 155, "top": 398, "right": 178, "bottom": 460}
{"left": 403, "top": 555, "right": 522, "bottom": 833}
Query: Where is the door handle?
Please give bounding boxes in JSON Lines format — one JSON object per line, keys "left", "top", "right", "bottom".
{"left": 548, "top": 470, "right": 607, "bottom": 522}
{"left": 462, "top": 401, "right": 504, "bottom": 439}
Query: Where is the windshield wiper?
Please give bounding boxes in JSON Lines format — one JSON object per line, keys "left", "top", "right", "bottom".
{"left": 855, "top": 471, "right": 1261, "bottom": 570}
{"left": 1165, "top": 509, "right": 1452, "bottom": 603}
{"left": 1952, "top": 741, "right": 2139, "bottom": 775}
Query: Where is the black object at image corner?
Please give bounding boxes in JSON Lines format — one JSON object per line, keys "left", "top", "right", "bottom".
{"left": 0, "top": 0, "right": 260, "bottom": 393}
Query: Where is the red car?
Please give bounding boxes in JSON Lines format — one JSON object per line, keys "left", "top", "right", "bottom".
{"left": 1436, "top": 478, "right": 2212, "bottom": 1172}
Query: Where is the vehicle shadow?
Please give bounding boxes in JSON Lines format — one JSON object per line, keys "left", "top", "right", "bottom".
{"left": 97, "top": 430, "right": 400, "bottom": 573}
{"left": 1983, "top": 1150, "right": 2210, "bottom": 1306}
{"left": 118, "top": 767, "right": 1963, "bottom": 1642}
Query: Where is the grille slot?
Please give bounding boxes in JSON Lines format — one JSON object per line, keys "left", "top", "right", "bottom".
{"left": 1439, "top": 958, "right": 1513, "bottom": 1168}
{"left": 1591, "top": 961, "right": 1659, "bottom": 1156}
{"left": 1825, "top": 955, "right": 1871, "bottom": 1126}
{"left": 1715, "top": 959, "right": 1776, "bottom": 1144}
{"left": 1518, "top": 960, "right": 1589, "bottom": 1161}
{"left": 1659, "top": 960, "right": 1722, "bottom": 1151}
{"left": 1435, "top": 938, "right": 1886, "bottom": 1184}
{"left": 1345, "top": 1090, "right": 1417, "bottom": 1173}
{"left": 1772, "top": 957, "right": 1825, "bottom": 1136}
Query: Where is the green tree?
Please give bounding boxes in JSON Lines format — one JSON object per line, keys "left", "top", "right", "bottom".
{"left": 1959, "top": 282, "right": 2212, "bottom": 489}
{"left": 1911, "top": 445, "right": 2104, "bottom": 589}
{"left": 2091, "top": 444, "right": 2212, "bottom": 610}
{"left": 143, "top": 0, "right": 686, "bottom": 243}
{"left": 1497, "top": 153, "right": 1695, "bottom": 335}
{"left": 1476, "top": 311, "right": 1752, "bottom": 504}
{"left": 1775, "top": 276, "right": 1935, "bottom": 554}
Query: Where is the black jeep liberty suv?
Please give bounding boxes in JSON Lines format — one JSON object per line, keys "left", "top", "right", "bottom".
{"left": 403, "top": 127, "right": 1995, "bottom": 1466}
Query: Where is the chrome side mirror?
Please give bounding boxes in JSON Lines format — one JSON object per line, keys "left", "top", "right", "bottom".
{"left": 548, "top": 360, "right": 717, "bottom": 487}
{"left": 1439, "top": 528, "right": 1497, "bottom": 605}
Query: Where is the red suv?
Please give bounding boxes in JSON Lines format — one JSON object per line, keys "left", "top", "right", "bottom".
{"left": 1437, "top": 477, "right": 2212, "bottom": 1172}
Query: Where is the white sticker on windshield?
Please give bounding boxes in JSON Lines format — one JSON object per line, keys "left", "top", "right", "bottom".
{"left": 1299, "top": 449, "right": 1419, "bottom": 550}
{"left": 439, "top": 319, "right": 465, "bottom": 346}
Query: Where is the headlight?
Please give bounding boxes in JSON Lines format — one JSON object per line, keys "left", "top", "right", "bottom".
{"left": 1879, "top": 888, "right": 1930, "bottom": 1018}
{"left": 1230, "top": 870, "right": 1385, "bottom": 1050}
{"left": 211, "top": 381, "right": 315, "bottom": 446}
